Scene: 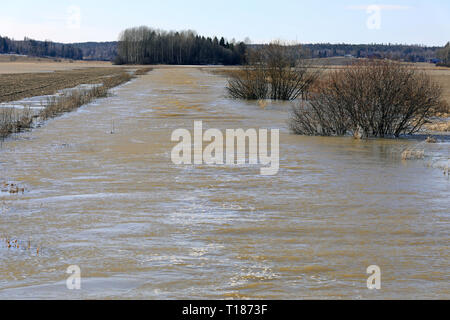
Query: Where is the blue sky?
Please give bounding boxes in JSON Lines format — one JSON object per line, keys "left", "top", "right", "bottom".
{"left": 0, "top": 0, "right": 448, "bottom": 45}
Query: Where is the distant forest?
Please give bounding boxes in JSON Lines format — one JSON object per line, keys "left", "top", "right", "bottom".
{"left": 303, "top": 43, "right": 443, "bottom": 63}
{"left": 0, "top": 33, "right": 448, "bottom": 66}
{"left": 114, "top": 27, "right": 247, "bottom": 65}
{"left": 437, "top": 42, "right": 450, "bottom": 66}
{"left": 0, "top": 36, "right": 83, "bottom": 60}
{"left": 71, "top": 42, "right": 118, "bottom": 61}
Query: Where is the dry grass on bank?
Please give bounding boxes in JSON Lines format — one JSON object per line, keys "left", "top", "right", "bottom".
{"left": 0, "top": 108, "right": 33, "bottom": 140}
{"left": 134, "top": 67, "right": 153, "bottom": 76}
{"left": 424, "top": 120, "right": 450, "bottom": 132}
{"left": 40, "top": 71, "right": 133, "bottom": 120}
{"left": 1, "top": 68, "right": 150, "bottom": 141}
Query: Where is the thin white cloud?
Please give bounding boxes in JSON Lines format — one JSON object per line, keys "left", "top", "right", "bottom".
{"left": 0, "top": 16, "right": 114, "bottom": 43}
{"left": 347, "top": 4, "right": 412, "bottom": 11}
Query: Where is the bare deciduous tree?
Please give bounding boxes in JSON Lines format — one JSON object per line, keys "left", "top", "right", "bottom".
{"left": 227, "top": 42, "right": 319, "bottom": 101}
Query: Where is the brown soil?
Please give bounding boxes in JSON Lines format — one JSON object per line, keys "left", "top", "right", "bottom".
{"left": 0, "top": 67, "right": 138, "bottom": 103}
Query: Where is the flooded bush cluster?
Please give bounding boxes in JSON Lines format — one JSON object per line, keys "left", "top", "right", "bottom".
{"left": 227, "top": 44, "right": 446, "bottom": 138}
{"left": 290, "top": 60, "right": 444, "bottom": 138}
{"left": 227, "top": 43, "right": 319, "bottom": 101}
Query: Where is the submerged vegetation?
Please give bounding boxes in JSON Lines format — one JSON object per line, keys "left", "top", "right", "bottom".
{"left": 40, "top": 70, "right": 133, "bottom": 120}
{"left": 39, "top": 85, "right": 108, "bottom": 120}
{"left": 0, "top": 107, "right": 33, "bottom": 141}
{"left": 1, "top": 68, "right": 149, "bottom": 142}
{"left": 0, "top": 67, "right": 138, "bottom": 103}
{"left": 1, "top": 182, "right": 25, "bottom": 194}
{"left": 1, "top": 236, "right": 41, "bottom": 256}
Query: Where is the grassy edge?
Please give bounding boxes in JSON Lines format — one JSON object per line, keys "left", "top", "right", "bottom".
{"left": 0, "top": 68, "right": 151, "bottom": 142}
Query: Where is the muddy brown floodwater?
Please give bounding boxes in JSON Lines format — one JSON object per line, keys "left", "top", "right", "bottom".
{"left": 0, "top": 66, "right": 449, "bottom": 299}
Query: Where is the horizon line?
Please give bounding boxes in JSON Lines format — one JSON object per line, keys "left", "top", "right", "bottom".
{"left": 0, "top": 34, "right": 446, "bottom": 48}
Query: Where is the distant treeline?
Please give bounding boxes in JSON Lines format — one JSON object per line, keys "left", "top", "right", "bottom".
{"left": 0, "top": 32, "right": 447, "bottom": 65}
{"left": 81, "top": 41, "right": 448, "bottom": 64}
{"left": 0, "top": 35, "right": 83, "bottom": 60}
{"left": 437, "top": 42, "right": 450, "bottom": 66}
{"left": 72, "top": 42, "right": 118, "bottom": 61}
{"left": 114, "top": 27, "right": 247, "bottom": 65}
{"left": 301, "top": 43, "right": 442, "bottom": 63}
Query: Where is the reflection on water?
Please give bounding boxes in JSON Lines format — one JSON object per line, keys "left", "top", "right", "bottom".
{"left": 0, "top": 67, "right": 449, "bottom": 299}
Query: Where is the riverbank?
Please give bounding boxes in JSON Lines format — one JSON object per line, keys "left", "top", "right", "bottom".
{"left": 0, "top": 67, "right": 152, "bottom": 141}
{"left": 0, "top": 67, "right": 141, "bottom": 103}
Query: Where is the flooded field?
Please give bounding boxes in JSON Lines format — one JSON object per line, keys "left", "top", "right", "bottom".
{"left": 0, "top": 66, "right": 449, "bottom": 299}
{"left": 0, "top": 84, "right": 103, "bottom": 112}
{"left": 0, "top": 67, "right": 132, "bottom": 103}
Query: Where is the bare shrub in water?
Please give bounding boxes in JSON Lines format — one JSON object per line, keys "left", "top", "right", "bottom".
{"left": 290, "top": 60, "right": 443, "bottom": 137}
{"left": 226, "top": 65, "right": 268, "bottom": 100}
{"left": 15, "top": 107, "right": 33, "bottom": 131}
{"left": 290, "top": 99, "right": 350, "bottom": 136}
{"left": 0, "top": 109, "right": 15, "bottom": 140}
{"left": 227, "top": 42, "right": 319, "bottom": 101}
{"left": 0, "top": 107, "right": 33, "bottom": 141}
{"left": 264, "top": 43, "right": 319, "bottom": 101}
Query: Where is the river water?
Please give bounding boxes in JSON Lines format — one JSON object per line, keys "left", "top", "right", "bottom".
{"left": 0, "top": 66, "right": 448, "bottom": 299}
